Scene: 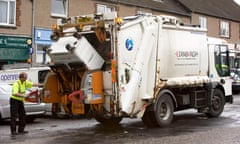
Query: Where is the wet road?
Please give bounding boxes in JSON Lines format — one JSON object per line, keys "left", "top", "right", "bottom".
{"left": 1, "top": 95, "right": 240, "bottom": 144}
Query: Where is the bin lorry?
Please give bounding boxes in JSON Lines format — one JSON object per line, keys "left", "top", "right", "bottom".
{"left": 41, "top": 12, "right": 233, "bottom": 127}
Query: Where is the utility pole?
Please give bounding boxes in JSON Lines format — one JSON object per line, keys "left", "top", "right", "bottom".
{"left": 31, "top": 0, "right": 36, "bottom": 66}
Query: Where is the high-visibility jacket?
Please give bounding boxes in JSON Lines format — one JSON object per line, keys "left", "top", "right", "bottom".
{"left": 11, "top": 79, "right": 33, "bottom": 101}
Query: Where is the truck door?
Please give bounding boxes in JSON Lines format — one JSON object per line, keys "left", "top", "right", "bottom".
{"left": 117, "top": 17, "right": 158, "bottom": 115}
{"left": 209, "top": 44, "right": 232, "bottom": 96}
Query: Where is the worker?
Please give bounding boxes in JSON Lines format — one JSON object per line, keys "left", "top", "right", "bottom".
{"left": 10, "top": 72, "right": 43, "bottom": 136}
{"left": 216, "top": 63, "right": 229, "bottom": 76}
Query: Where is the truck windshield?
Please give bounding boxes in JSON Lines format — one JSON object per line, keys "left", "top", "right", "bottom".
{"left": 234, "top": 57, "right": 240, "bottom": 68}
{"left": 214, "top": 45, "right": 230, "bottom": 77}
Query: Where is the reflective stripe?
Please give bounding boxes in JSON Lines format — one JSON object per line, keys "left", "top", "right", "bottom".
{"left": 11, "top": 80, "right": 26, "bottom": 102}
{"left": 10, "top": 95, "right": 24, "bottom": 101}
{"left": 111, "top": 60, "right": 116, "bottom": 83}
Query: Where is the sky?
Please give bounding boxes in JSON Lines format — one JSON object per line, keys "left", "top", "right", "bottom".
{"left": 234, "top": 0, "right": 240, "bottom": 5}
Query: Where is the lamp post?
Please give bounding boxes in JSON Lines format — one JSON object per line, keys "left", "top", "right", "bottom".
{"left": 31, "top": 0, "right": 36, "bottom": 65}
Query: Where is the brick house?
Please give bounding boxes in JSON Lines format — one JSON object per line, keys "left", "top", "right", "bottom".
{"left": 178, "top": 0, "right": 240, "bottom": 45}
{"left": 0, "top": 0, "right": 239, "bottom": 65}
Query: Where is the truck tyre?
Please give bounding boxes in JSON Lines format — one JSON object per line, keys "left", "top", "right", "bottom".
{"left": 206, "top": 89, "right": 225, "bottom": 117}
{"left": 0, "top": 114, "right": 2, "bottom": 122}
{"left": 142, "top": 105, "right": 158, "bottom": 128}
{"left": 95, "top": 115, "right": 122, "bottom": 125}
{"left": 154, "top": 94, "right": 174, "bottom": 127}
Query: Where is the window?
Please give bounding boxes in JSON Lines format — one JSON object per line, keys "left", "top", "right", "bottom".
{"left": 199, "top": 16, "right": 207, "bottom": 29}
{"left": 152, "top": 0, "right": 164, "bottom": 2}
{"left": 38, "top": 69, "right": 50, "bottom": 83}
{"left": 36, "top": 45, "right": 51, "bottom": 64}
{"left": 220, "top": 21, "right": 230, "bottom": 38}
{"left": 137, "top": 11, "right": 152, "bottom": 16}
{"left": 214, "top": 45, "right": 230, "bottom": 76}
{"left": 51, "top": 0, "right": 68, "bottom": 17}
{"left": 97, "top": 4, "right": 115, "bottom": 13}
{"left": 0, "top": 0, "right": 16, "bottom": 26}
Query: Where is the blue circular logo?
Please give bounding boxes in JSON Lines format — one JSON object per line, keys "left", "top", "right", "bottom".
{"left": 125, "top": 38, "right": 133, "bottom": 51}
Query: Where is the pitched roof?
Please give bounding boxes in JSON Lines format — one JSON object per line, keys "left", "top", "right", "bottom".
{"left": 178, "top": 0, "right": 240, "bottom": 22}
{"left": 100, "top": 0, "right": 191, "bottom": 16}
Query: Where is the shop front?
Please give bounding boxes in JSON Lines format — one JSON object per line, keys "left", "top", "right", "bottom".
{"left": 34, "top": 28, "right": 52, "bottom": 64}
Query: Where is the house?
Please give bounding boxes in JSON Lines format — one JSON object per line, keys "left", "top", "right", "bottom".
{"left": 178, "top": 0, "right": 240, "bottom": 46}
{"left": 0, "top": 0, "right": 239, "bottom": 66}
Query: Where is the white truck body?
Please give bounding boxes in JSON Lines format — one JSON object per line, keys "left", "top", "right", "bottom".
{"left": 43, "top": 12, "right": 233, "bottom": 127}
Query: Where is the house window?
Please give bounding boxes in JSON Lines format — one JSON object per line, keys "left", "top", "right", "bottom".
{"left": 51, "top": 0, "right": 68, "bottom": 17}
{"left": 199, "top": 16, "right": 207, "bottom": 29}
{"left": 0, "top": 0, "right": 16, "bottom": 26}
{"left": 97, "top": 4, "right": 115, "bottom": 13}
{"left": 220, "top": 21, "right": 230, "bottom": 38}
{"left": 137, "top": 11, "right": 152, "bottom": 16}
{"left": 152, "top": 0, "right": 164, "bottom": 2}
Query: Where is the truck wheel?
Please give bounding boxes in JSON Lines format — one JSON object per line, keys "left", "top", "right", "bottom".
{"left": 0, "top": 114, "right": 3, "bottom": 123}
{"left": 95, "top": 115, "right": 122, "bottom": 125}
{"left": 154, "top": 94, "right": 174, "bottom": 127}
{"left": 142, "top": 105, "right": 158, "bottom": 128}
{"left": 206, "top": 89, "right": 225, "bottom": 117}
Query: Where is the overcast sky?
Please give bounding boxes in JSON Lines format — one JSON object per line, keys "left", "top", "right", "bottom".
{"left": 234, "top": 0, "right": 240, "bottom": 5}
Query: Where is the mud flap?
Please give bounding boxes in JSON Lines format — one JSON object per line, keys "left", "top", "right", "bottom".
{"left": 68, "top": 90, "right": 85, "bottom": 114}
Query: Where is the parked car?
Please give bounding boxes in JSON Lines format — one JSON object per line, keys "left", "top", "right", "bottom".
{"left": 0, "top": 84, "right": 46, "bottom": 122}
{"left": 231, "top": 69, "right": 240, "bottom": 94}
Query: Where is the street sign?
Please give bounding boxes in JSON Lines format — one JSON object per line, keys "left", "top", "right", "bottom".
{"left": 0, "top": 36, "right": 31, "bottom": 60}
{"left": 0, "top": 35, "right": 31, "bottom": 49}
